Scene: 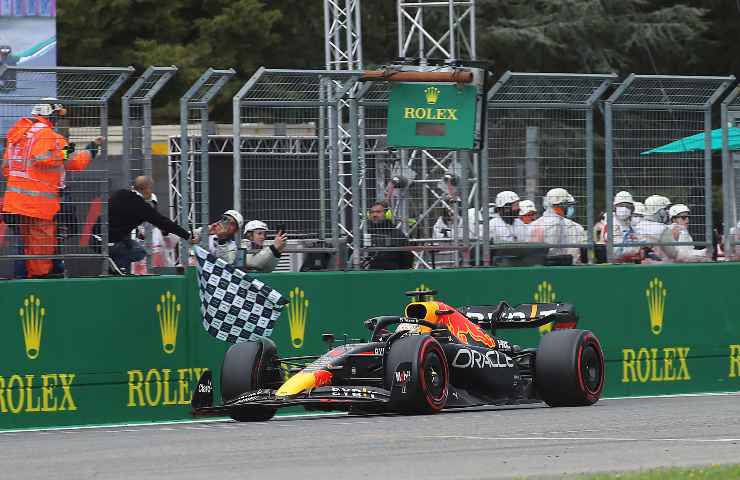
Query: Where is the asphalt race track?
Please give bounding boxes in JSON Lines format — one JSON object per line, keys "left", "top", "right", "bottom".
{"left": 2, "top": 393, "right": 739, "bottom": 480}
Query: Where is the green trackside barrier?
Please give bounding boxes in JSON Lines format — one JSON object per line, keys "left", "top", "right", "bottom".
{"left": 2, "top": 263, "right": 740, "bottom": 430}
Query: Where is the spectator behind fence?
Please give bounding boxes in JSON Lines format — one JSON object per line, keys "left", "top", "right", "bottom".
{"left": 1, "top": 101, "right": 99, "bottom": 278}
{"left": 364, "top": 201, "right": 414, "bottom": 270}
{"left": 432, "top": 207, "right": 463, "bottom": 268}
{"left": 131, "top": 194, "right": 179, "bottom": 274}
{"left": 191, "top": 209, "right": 244, "bottom": 266}
{"left": 108, "top": 176, "right": 190, "bottom": 274}
{"left": 243, "top": 220, "right": 286, "bottom": 273}
{"left": 529, "top": 188, "right": 587, "bottom": 264}
{"left": 660, "top": 204, "right": 710, "bottom": 263}
{"left": 634, "top": 194, "right": 671, "bottom": 261}
{"left": 601, "top": 190, "right": 642, "bottom": 263}
{"left": 490, "top": 191, "right": 520, "bottom": 243}
{"left": 513, "top": 199, "right": 537, "bottom": 242}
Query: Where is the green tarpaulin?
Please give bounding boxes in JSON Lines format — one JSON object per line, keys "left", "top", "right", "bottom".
{"left": 640, "top": 127, "right": 740, "bottom": 155}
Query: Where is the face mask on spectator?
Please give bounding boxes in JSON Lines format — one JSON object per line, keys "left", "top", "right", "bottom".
{"left": 615, "top": 206, "right": 631, "bottom": 220}
{"left": 565, "top": 206, "right": 575, "bottom": 219}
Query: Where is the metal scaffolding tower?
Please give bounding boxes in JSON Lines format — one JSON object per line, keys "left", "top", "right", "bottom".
{"left": 394, "top": 0, "right": 481, "bottom": 265}
{"left": 397, "top": 0, "right": 476, "bottom": 63}
{"left": 323, "top": 0, "right": 364, "bottom": 251}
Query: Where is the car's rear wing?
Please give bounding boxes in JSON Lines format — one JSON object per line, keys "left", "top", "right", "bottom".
{"left": 461, "top": 302, "right": 578, "bottom": 331}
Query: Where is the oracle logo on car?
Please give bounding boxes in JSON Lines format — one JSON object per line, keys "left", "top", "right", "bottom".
{"left": 452, "top": 348, "right": 513, "bottom": 369}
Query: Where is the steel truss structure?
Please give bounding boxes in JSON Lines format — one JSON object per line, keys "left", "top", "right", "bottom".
{"left": 390, "top": 0, "right": 479, "bottom": 267}
{"left": 397, "top": 0, "right": 476, "bottom": 63}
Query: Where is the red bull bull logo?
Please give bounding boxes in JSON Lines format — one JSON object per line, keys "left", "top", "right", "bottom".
{"left": 434, "top": 302, "right": 496, "bottom": 348}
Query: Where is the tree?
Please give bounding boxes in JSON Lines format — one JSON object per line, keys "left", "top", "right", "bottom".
{"left": 476, "top": 0, "right": 709, "bottom": 74}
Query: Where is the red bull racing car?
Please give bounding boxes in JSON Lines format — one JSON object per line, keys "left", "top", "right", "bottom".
{"left": 191, "top": 290, "right": 604, "bottom": 421}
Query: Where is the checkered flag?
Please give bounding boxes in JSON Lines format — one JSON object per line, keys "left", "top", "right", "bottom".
{"left": 193, "top": 246, "right": 288, "bottom": 343}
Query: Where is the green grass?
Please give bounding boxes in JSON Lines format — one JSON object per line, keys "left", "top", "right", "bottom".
{"left": 571, "top": 464, "right": 740, "bottom": 479}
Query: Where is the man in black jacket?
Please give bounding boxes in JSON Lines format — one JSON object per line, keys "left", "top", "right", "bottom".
{"left": 108, "top": 176, "right": 190, "bottom": 273}
{"left": 365, "top": 202, "right": 414, "bottom": 270}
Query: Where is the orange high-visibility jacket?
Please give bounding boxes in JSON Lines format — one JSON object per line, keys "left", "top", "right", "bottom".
{"left": 2, "top": 116, "right": 92, "bottom": 220}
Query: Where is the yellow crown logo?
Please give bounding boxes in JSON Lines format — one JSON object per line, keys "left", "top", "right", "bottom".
{"left": 646, "top": 278, "right": 666, "bottom": 335}
{"left": 288, "top": 288, "right": 308, "bottom": 349}
{"left": 533, "top": 281, "right": 556, "bottom": 335}
{"left": 156, "top": 291, "right": 180, "bottom": 354}
{"left": 20, "top": 294, "right": 44, "bottom": 360}
{"left": 425, "top": 86, "right": 440, "bottom": 105}
{"left": 415, "top": 283, "right": 435, "bottom": 301}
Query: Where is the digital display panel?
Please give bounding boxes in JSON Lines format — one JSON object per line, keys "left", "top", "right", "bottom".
{"left": 415, "top": 123, "right": 446, "bottom": 137}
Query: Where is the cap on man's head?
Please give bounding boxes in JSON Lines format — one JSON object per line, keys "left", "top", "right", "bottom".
{"left": 494, "top": 190, "right": 520, "bottom": 208}
{"left": 613, "top": 190, "right": 634, "bottom": 206}
{"left": 544, "top": 187, "right": 571, "bottom": 207}
{"left": 244, "top": 219, "right": 269, "bottom": 234}
{"left": 669, "top": 204, "right": 690, "bottom": 219}
{"left": 633, "top": 201, "right": 645, "bottom": 216}
{"left": 519, "top": 200, "right": 536, "bottom": 215}
{"left": 644, "top": 195, "right": 671, "bottom": 216}
{"left": 31, "top": 98, "right": 65, "bottom": 117}
{"left": 222, "top": 209, "right": 244, "bottom": 232}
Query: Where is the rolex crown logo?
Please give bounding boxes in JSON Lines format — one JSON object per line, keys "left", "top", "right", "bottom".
{"left": 534, "top": 281, "right": 556, "bottom": 335}
{"left": 416, "top": 283, "right": 435, "bottom": 301}
{"left": 425, "top": 86, "right": 440, "bottom": 105}
{"left": 156, "top": 291, "right": 180, "bottom": 354}
{"left": 20, "top": 294, "right": 44, "bottom": 360}
{"left": 288, "top": 288, "right": 308, "bottom": 349}
{"left": 646, "top": 278, "right": 666, "bottom": 335}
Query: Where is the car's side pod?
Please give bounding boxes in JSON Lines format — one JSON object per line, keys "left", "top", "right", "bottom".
{"left": 191, "top": 370, "right": 214, "bottom": 410}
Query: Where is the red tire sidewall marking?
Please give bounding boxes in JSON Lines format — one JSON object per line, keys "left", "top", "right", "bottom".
{"left": 417, "top": 338, "right": 448, "bottom": 411}
{"left": 577, "top": 334, "right": 604, "bottom": 401}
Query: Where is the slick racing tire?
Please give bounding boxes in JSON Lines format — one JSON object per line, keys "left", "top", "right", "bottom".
{"left": 385, "top": 335, "right": 448, "bottom": 414}
{"left": 535, "top": 329, "right": 604, "bottom": 407}
{"left": 221, "top": 338, "right": 283, "bottom": 422}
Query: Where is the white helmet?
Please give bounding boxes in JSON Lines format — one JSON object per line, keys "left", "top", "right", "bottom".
{"left": 518, "top": 199, "right": 536, "bottom": 215}
{"left": 244, "top": 219, "right": 269, "bottom": 234}
{"left": 669, "top": 204, "right": 690, "bottom": 219}
{"left": 31, "top": 98, "right": 64, "bottom": 117}
{"left": 544, "top": 187, "right": 571, "bottom": 207}
{"left": 613, "top": 190, "right": 634, "bottom": 206}
{"left": 644, "top": 195, "right": 671, "bottom": 216}
{"left": 494, "top": 190, "right": 520, "bottom": 208}
{"left": 633, "top": 201, "right": 645, "bottom": 217}
{"left": 222, "top": 209, "right": 244, "bottom": 232}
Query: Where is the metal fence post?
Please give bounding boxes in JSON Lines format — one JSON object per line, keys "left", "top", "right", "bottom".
{"left": 606, "top": 75, "right": 733, "bottom": 261}
{"left": 486, "top": 72, "right": 615, "bottom": 264}
{"left": 175, "top": 68, "right": 235, "bottom": 265}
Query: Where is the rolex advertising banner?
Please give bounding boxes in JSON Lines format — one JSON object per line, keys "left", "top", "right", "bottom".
{"left": 387, "top": 82, "right": 478, "bottom": 150}
{"left": 2, "top": 263, "right": 740, "bottom": 430}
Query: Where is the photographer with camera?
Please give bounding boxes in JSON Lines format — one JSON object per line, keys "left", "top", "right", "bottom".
{"left": 243, "top": 220, "right": 287, "bottom": 273}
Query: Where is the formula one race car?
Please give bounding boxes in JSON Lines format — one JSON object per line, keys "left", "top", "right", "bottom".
{"left": 191, "top": 290, "right": 604, "bottom": 421}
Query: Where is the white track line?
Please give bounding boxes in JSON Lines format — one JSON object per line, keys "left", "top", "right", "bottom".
{"left": 424, "top": 435, "right": 740, "bottom": 443}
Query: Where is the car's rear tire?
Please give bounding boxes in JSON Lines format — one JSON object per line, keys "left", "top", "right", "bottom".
{"left": 535, "top": 329, "right": 604, "bottom": 407}
{"left": 385, "top": 335, "right": 448, "bottom": 414}
{"left": 221, "top": 338, "right": 282, "bottom": 422}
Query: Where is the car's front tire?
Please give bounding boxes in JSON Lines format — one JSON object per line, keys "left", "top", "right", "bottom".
{"left": 385, "top": 335, "right": 449, "bottom": 414}
{"left": 221, "top": 338, "right": 282, "bottom": 422}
